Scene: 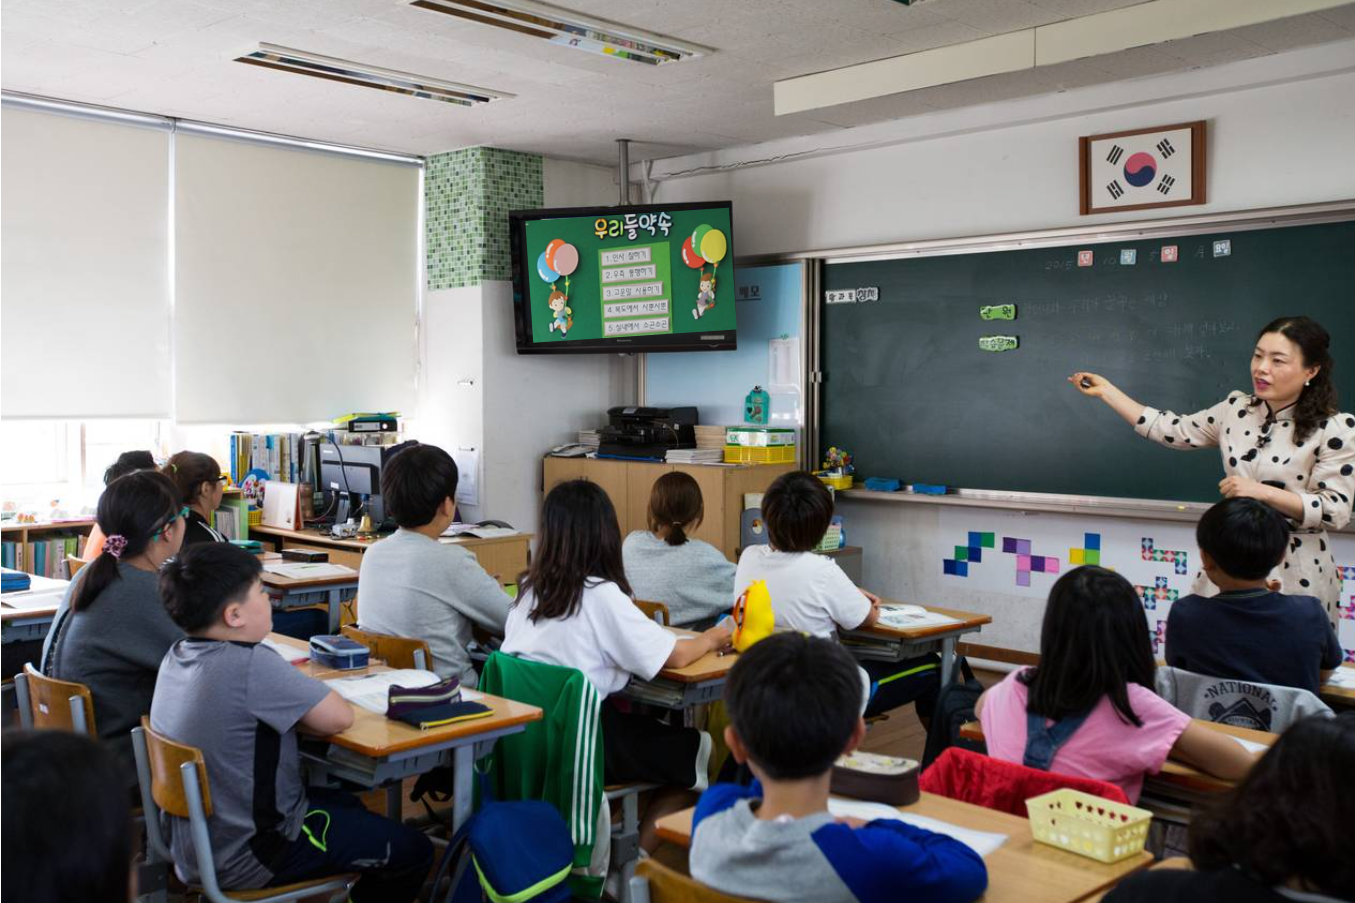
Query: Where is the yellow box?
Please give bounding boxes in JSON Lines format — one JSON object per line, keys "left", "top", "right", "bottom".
{"left": 723, "top": 445, "right": 796, "bottom": 464}
{"left": 1025, "top": 789, "right": 1152, "bottom": 863}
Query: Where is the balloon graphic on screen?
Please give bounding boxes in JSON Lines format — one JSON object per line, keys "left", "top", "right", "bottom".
{"left": 690, "top": 224, "right": 713, "bottom": 257}
{"left": 543, "top": 238, "right": 566, "bottom": 271}
{"left": 699, "top": 229, "right": 727, "bottom": 265}
{"left": 551, "top": 242, "right": 579, "bottom": 277}
{"left": 537, "top": 251, "right": 560, "bottom": 284}
{"left": 681, "top": 236, "right": 705, "bottom": 269}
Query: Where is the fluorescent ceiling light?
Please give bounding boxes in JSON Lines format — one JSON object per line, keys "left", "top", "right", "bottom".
{"left": 235, "top": 43, "right": 512, "bottom": 106}
{"left": 409, "top": 0, "right": 710, "bottom": 65}
{"left": 775, "top": 0, "right": 1352, "bottom": 115}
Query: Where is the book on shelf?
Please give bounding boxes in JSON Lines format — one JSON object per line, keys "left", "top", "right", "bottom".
{"left": 230, "top": 431, "right": 302, "bottom": 485}
{"left": 2, "top": 533, "right": 83, "bottom": 578}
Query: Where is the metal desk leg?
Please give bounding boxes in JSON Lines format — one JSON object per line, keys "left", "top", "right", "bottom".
{"left": 386, "top": 783, "right": 403, "bottom": 821}
{"left": 940, "top": 637, "right": 957, "bottom": 688}
{"left": 327, "top": 589, "right": 341, "bottom": 634}
{"left": 452, "top": 744, "right": 474, "bottom": 833}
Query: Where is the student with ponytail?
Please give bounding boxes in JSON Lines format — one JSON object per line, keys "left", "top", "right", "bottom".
{"left": 42, "top": 470, "right": 187, "bottom": 782}
{"left": 162, "top": 450, "right": 229, "bottom": 545}
{"left": 623, "top": 471, "right": 736, "bottom": 627}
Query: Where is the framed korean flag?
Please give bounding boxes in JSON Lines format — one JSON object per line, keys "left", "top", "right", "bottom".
{"left": 1080, "top": 121, "right": 1206, "bottom": 215}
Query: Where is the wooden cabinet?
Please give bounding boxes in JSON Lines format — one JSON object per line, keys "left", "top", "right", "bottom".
{"left": 542, "top": 457, "right": 795, "bottom": 561}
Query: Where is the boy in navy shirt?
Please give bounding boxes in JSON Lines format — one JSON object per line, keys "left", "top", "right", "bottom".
{"left": 690, "top": 633, "right": 986, "bottom": 903}
{"left": 1168, "top": 497, "right": 1342, "bottom": 695}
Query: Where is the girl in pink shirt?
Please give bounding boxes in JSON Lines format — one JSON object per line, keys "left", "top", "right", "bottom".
{"left": 976, "top": 566, "right": 1256, "bottom": 803}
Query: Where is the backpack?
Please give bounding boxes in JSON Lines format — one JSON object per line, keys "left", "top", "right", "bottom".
{"left": 921, "top": 657, "right": 986, "bottom": 769}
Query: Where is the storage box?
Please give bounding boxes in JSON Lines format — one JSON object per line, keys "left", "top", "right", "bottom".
{"left": 1025, "top": 789, "right": 1152, "bottom": 863}
{"left": 309, "top": 635, "right": 370, "bottom": 671}
{"left": 831, "top": 752, "right": 920, "bottom": 806}
{"left": 815, "top": 471, "right": 853, "bottom": 490}
{"left": 725, "top": 427, "right": 797, "bottom": 447}
{"left": 282, "top": 549, "right": 329, "bottom": 563}
{"left": 724, "top": 444, "right": 796, "bottom": 464}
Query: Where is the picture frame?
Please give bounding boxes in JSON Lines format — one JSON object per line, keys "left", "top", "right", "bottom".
{"left": 1079, "top": 120, "right": 1206, "bottom": 215}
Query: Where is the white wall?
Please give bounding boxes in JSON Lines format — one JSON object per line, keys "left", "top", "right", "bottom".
{"left": 646, "top": 40, "right": 1355, "bottom": 255}
{"left": 543, "top": 158, "right": 620, "bottom": 208}
{"left": 637, "top": 41, "right": 1355, "bottom": 653}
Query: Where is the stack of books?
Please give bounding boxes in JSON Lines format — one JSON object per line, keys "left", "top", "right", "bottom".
{"left": 578, "top": 429, "right": 601, "bottom": 449}
{"left": 212, "top": 499, "right": 251, "bottom": 541}
{"left": 230, "top": 432, "right": 303, "bottom": 485}
{"left": 694, "top": 425, "right": 727, "bottom": 450}
{"left": 665, "top": 448, "right": 725, "bottom": 464}
{"left": 1, "top": 533, "right": 85, "bottom": 577}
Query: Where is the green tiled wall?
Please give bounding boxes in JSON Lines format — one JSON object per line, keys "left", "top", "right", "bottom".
{"left": 426, "top": 146, "right": 543, "bottom": 290}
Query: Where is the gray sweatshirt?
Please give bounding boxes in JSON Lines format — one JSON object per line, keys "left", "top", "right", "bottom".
{"left": 44, "top": 562, "right": 185, "bottom": 782}
{"left": 622, "top": 530, "right": 736, "bottom": 627}
{"left": 355, "top": 528, "right": 510, "bottom": 686}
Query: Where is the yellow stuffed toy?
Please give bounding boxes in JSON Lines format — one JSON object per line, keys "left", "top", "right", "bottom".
{"left": 731, "top": 580, "right": 776, "bottom": 653}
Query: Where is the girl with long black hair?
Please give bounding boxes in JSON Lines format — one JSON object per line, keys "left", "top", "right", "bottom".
{"left": 502, "top": 479, "right": 731, "bottom": 850}
{"left": 42, "top": 470, "right": 186, "bottom": 781}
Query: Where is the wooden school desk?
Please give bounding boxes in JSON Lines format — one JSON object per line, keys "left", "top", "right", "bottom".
{"left": 249, "top": 523, "right": 532, "bottom": 586}
{"left": 655, "top": 793, "right": 1152, "bottom": 903}
{"left": 1319, "top": 664, "right": 1355, "bottom": 709}
{"left": 842, "top": 603, "right": 992, "bottom": 687}
{"left": 624, "top": 627, "right": 738, "bottom": 709}
{"left": 268, "top": 633, "right": 541, "bottom": 829}
{"left": 259, "top": 560, "right": 358, "bottom": 635}
{"left": 957, "top": 719, "right": 1275, "bottom": 795}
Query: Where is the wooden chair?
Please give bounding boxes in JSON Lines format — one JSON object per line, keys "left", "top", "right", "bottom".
{"left": 66, "top": 555, "right": 88, "bottom": 580}
{"left": 132, "top": 719, "right": 356, "bottom": 903}
{"left": 634, "top": 599, "right": 671, "bottom": 627}
{"left": 14, "top": 663, "right": 96, "bottom": 734}
{"left": 629, "top": 859, "right": 759, "bottom": 903}
{"left": 340, "top": 624, "right": 430, "bottom": 670}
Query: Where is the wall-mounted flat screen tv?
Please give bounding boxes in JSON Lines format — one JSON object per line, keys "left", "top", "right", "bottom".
{"left": 510, "top": 200, "right": 736, "bottom": 354}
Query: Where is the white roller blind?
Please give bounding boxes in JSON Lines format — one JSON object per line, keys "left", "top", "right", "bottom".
{"left": 174, "top": 134, "right": 418, "bottom": 423}
{"left": 1, "top": 108, "right": 171, "bottom": 418}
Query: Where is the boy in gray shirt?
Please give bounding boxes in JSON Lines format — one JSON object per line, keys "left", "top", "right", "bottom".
{"left": 356, "top": 443, "right": 509, "bottom": 686}
{"left": 151, "top": 544, "right": 432, "bottom": 901}
{"left": 691, "top": 634, "right": 986, "bottom": 903}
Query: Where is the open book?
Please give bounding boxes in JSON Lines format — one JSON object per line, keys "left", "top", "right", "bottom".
{"left": 827, "top": 798, "right": 1007, "bottom": 857}
{"left": 876, "top": 604, "right": 961, "bottom": 631}
{"left": 260, "top": 637, "right": 309, "bottom": 664}
{"left": 322, "top": 670, "right": 480, "bottom": 715}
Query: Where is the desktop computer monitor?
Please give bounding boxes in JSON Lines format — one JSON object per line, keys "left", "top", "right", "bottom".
{"left": 318, "top": 443, "right": 389, "bottom": 527}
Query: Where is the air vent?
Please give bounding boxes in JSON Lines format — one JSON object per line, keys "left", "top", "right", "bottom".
{"left": 235, "top": 43, "right": 512, "bottom": 106}
{"left": 409, "top": 0, "right": 710, "bottom": 65}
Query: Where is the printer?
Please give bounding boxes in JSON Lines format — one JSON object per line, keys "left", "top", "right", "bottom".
{"left": 598, "top": 406, "right": 698, "bottom": 461}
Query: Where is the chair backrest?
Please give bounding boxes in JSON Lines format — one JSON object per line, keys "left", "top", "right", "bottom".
{"left": 634, "top": 599, "right": 671, "bottom": 627}
{"left": 342, "top": 624, "right": 431, "bottom": 671}
{"left": 20, "top": 662, "right": 97, "bottom": 734}
{"left": 66, "top": 555, "right": 88, "bottom": 579}
{"left": 1155, "top": 666, "right": 1331, "bottom": 733}
{"left": 139, "top": 716, "right": 213, "bottom": 819}
{"left": 919, "top": 747, "right": 1128, "bottom": 817}
{"left": 635, "top": 859, "right": 759, "bottom": 903}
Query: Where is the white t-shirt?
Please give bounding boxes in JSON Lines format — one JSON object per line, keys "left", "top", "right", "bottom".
{"left": 733, "top": 546, "right": 871, "bottom": 639}
{"left": 501, "top": 579, "right": 678, "bottom": 696}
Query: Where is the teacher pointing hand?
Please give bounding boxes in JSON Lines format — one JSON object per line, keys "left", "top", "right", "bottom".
{"left": 1070, "top": 316, "right": 1354, "bottom": 627}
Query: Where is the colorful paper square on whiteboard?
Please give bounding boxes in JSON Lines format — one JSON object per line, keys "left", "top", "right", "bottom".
{"left": 943, "top": 559, "right": 958, "bottom": 576}
{"left": 1002, "top": 537, "right": 1018, "bottom": 553}
{"left": 1016, "top": 571, "right": 1032, "bottom": 587}
{"left": 1017, "top": 555, "right": 1032, "bottom": 571}
{"left": 1045, "top": 557, "right": 1060, "bottom": 573}
{"left": 1085, "top": 533, "right": 1101, "bottom": 550}
{"left": 1085, "top": 549, "right": 1101, "bottom": 566}
{"left": 1016, "top": 539, "right": 1032, "bottom": 556}
{"left": 1031, "top": 555, "right": 1046, "bottom": 571}
{"left": 1070, "top": 548, "right": 1086, "bottom": 565}
{"left": 955, "top": 546, "right": 968, "bottom": 561}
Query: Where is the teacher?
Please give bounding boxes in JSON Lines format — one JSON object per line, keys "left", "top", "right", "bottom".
{"left": 1071, "top": 316, "right": 1354, "bottom": 627}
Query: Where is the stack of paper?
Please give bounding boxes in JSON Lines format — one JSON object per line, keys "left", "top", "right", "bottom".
{"left": 666, "top": 448, "right": 725, "bottom": 464}
{"left": 578, "top": 429, "right": 601, "bottom": 449}
{"left": 694, "top": 425, "right": 728, "bottom": 449}
{"left": 1326, "top": 667, "right": 1355, "bottom": 689}
{"left": 876, "top": 604, "right": 961, "bottom": 631}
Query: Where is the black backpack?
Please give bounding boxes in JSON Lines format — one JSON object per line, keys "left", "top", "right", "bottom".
{"left": 921, "top": 658, "right": 986, "bottom": 769}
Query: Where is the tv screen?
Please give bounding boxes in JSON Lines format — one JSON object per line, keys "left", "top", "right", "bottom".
{"left": 509, "top": 201, "right": 736, "bottom": 354}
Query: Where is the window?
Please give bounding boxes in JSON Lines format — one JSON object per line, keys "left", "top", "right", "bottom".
{"left": 0, "top": 420, "right": 164, "bottom": 516}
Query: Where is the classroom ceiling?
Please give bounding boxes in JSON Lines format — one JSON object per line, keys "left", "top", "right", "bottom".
{"left": 4, "top": 0, "right": 1355, "bottom": 163}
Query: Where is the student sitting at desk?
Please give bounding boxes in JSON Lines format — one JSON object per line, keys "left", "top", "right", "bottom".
{"left": 83, "top": 449, "right": 157, "bottom": 561}
{"left": 734, "top": 471, "right": 938, "bottom": 720}
{"left": 356, "top": 443, "right": 509, "bottom": 686}
{"left": 42, "top": 470, "right": 186, "bottom": 783}
{"left": 975, "top": 566, "right": 1256, "bottom": 804}
{"left": 1167, "top": 498, "right": 1342, "bottom": 696}
{"left": 623, "top": 471, "right": 736, "bottom": 628}
{"left": 1105, "top": 712, "right": 1354, "bottom": 903}
{"left": 502, "top": 479, "right": 731, "bottom": 850}
{"left": 691, "top": 632, "right": 987, "bottom": 903}
{"left": 162, "top": 450, "right": 228, "bottom": 545}
{"left": 152, "top": 544, "right": 433, "bottom": 901}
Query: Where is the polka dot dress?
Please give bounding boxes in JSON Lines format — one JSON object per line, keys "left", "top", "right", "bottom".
{"left": 1136, "top": 391, "right": 1355, "bottom": 627}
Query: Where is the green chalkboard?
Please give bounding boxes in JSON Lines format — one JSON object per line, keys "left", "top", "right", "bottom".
{"left": 820, "top": 219, "right": 1355, "bottom": 502}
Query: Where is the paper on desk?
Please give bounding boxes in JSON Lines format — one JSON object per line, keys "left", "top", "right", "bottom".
{"left": 1228, "top": 735, "right": 1269, "bottom": 755}
{"left": 827, "top": 798, "right": 1007, "bottom": 857}
{"left": 440, "top": 526, "right": 520, "bottom": 541}
{"left": 325, "top": 670, "right": 442, "bottom": 714}
{"left": 262, "top": 562, "right": 355, "bottom": 579}
{"left": 1326, "top": 668, "right": 1355, "bottom": 689}
{"left": 877, "top": 605, "right": 961, "bottom": 630}
{"left": 261, "top": 637, "right": 309, "bottom": 663}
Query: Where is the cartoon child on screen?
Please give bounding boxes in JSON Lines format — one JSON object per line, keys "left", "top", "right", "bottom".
{"left": 547, "top": 289, "right": 572, "bottom": 336}
{"left": 693, "top": 270, "right": 716, "bottom": 320}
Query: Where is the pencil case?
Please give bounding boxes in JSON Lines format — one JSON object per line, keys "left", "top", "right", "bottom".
{"left": 830, "top": 752, "right": 920, "bottom": 806}
{"left": 309, "top": 635, "right": 369, "bottom": 670}
{"left": 282, "top": 548, "right": 328, "bottom": 562}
